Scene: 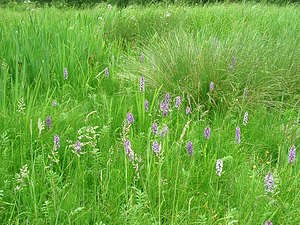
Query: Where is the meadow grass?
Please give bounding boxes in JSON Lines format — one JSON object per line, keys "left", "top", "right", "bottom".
{"left": 0, "top": 3, "right": 300, "bottom": 224}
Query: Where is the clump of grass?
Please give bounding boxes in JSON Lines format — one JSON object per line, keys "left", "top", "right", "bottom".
{"left": 117, "top": 4, "right": 300, "bottom": 111}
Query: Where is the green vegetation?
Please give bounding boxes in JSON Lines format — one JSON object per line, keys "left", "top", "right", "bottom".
{"left": 0, "top": 0, "right": 298, "bottom": 7}
{"left": 0, "top": 3, "right": 300, "bottom": 224}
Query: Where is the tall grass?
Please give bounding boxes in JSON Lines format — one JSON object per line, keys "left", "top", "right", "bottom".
{"left": 0, "top": 3, "right": 300, "bottom": 224}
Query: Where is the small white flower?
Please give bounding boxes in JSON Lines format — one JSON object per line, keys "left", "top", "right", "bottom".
{"left": 166, "top": 12, "right": 171, "bottom": 17}
{"left": 38, "top": 118, "right": 45, "bottom": 135}
{"left": 14, "top": 164, "right": 29, "bottom": 192}
{"left": 216, "top": 159, "right": 223, "bottom": 176}
{"left": 15, "top": 185, "right": 22, "bottom": 192}
{"left": 17, "top": 97, "right": 26, "bottom": 115}
{"left": 243, "top": 111, "right": 249, "bottom": 125}
{"left": 52, "top": 100, "right": 57, "bottom": 107}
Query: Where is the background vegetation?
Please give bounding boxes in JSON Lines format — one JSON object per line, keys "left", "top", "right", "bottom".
{"left": 0, "top": 3, "right": 300, "bottom": 224}
{"left": 0, "top": 0, "right": 299, "bottom": 7}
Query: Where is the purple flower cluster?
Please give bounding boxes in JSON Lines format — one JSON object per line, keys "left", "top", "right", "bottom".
{"left": 186, "top": 141, "right": 193, "bottom": 156}
{"left": 264, "top": 172, "right": 274, "bottom": 193}
{"left": 140, "top": 76, "right": 145, "bottom": 92}
{"left": 75, "top": 140, "right": 81, "bottom": 154}
{"left": 64, "top": 67, "right": 68, "bottom": 80}
{"left": 160, "top": 124, "right": 169, "bottom": 137}
{"left": 204, "top": 127, "right": 211, "bottom": 140}
{"left": 105, "top": 67, "right": 109, "bottom": 78}
{"left": 152, "top": 122, "right": 158, "bottom": 135}
{"left": 175, "top": 96, "right": 181, "bottom": 109}
{"left": 152, "top": 122, "right": 169, "bottom": 137}
{"left": 164, "top": 93, "right": 170, "bottom": 104}
{"left": 127, "top": 112, "right": 134, "bottom": 125}
{"left": 144, "top": 99, "right": 149, "bottom": 112}
{"left": 288, "top": 145, "right": 296, "bottom": 164}
{"left": 152, "top": 140, "right": 160, "bottom": 155}
{"left": 264, "top": 221, "right": 273, "bottom": 225}
{"left": 46, "top": 116, "right": 52, "bottom": 128}
{"left": 160, "top": 93, "right": 171, "bottom": 116}
{"left": 124, "top": 139, "right": 134, "bottom": 161}
{"left": 160, "top": 101, "right": 169, "bottom": 117}
{"left": 53, "top": 135, "right": 60, "bottom": 151}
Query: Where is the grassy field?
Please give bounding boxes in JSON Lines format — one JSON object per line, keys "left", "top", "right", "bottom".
{"left": 0, "top": 3, "right": 300, "bottom": 224}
